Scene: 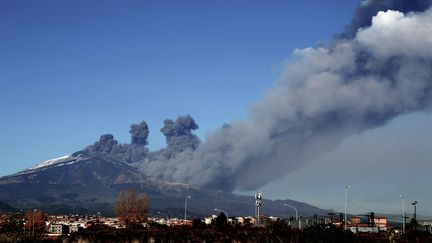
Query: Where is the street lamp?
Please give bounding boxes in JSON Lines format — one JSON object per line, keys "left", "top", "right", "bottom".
{"left": 283, "top": 204, "right": 300, "bottom": 229}
{"left": 400, "top": 195, "right": 405, "bottom": 234}
{"left": 32, "top": 209, "right": 37, "bottom": 238}
{"left": 157, "top": 211, "right": 169, "bottom": 224}
{"left": 214, "top": 208, "right": 228, "bottom": 218}
{"left": 184, "top": 195, "right": 191, "bottom": 220}
{"left": 344, "top": 185, "right": 351, "bottom": 230}
{"left": 412, "top": 201, "right": 418, "bottom": 231}
{"left": 412, "top": 201, "right": 418, "bottom": 221}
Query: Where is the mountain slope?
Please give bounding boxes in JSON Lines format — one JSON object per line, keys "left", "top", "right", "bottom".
{"left": 0, "top": 201, "right": 16, "bottom": 214}
{"left": 0, "top": 154, "right": 328, "bottom": 217}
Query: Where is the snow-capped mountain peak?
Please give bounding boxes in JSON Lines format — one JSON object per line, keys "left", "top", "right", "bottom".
{"left": 28, "top": 155, "right": 72, "bottom": 170}
{"left": 13, "top": 154, "right": 88, "bottom": 176}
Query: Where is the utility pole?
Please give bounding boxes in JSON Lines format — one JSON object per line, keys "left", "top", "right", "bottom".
{"left": 32, "top": 209, "right": 37, "bottom": 238}
{"left": 366, "top": 212, "right": 375, "bottom": 227}
{"left": 344, "top": 185, "right": 351, "bottom": 230}
{"left": 400, "top": 195, "right": 406, "bottom": 234}
{"left": 184, "top": 195, "right": 191, "bottom": 220}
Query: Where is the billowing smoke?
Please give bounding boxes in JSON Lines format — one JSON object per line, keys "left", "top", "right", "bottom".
{"left": 130, "top": 121, "right": 149, "bottom": 145}
{"left": 341, "top": 0, "right": 432, "bottom": 38}
{"left": 80, "top": 0, "right": 432, "bottom": 191}
{"left": 81, "top": 122, "right": 150, "bottom": 163}
{"left": 80, "top": 116, "right": 200, "bottom": 163}
{"left": 136, "top": 1, "right": 432, "bottom": 190}
{"left": 85, "top": 134, "right": 119, "bottom": 154}
{"left": 160, "top": 115, "right": 201, "bottom": 158}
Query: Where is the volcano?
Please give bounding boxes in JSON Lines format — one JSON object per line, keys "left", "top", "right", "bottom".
{"left": 0, "top": 153, "right": 328, "bottom": 218}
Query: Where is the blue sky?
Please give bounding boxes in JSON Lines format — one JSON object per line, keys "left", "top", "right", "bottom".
{"left": 0, "top": 0, "right": 359, "bottom": 173}
{"left": 1, "top": 0, "right": 431, "bottom": 214}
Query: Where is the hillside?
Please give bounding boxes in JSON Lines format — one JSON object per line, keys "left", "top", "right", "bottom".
{"left": 0, "top": 154, "right": 328, "bottom": 217}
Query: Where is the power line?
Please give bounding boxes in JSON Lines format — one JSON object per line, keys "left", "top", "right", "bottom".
{"left": 346, "top": 199, "right": 371, "bottom": 212}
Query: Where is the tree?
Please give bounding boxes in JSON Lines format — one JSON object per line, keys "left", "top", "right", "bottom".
{"left": 192, "top": 218, "right": 206, "bottom": 228}
{"left": 212, "top": 212, "right": 227, "bottom": 227}
{"left": 406, "top": 218, "right": 421, "bottom": 232}
{"left": 115, "top": 188, "right": 149, "bottom": 227}
{"left": 23, "top": 209, "right": 47, "bottom": 238}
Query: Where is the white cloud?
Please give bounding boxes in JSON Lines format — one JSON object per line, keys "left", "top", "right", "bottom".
{"left": 356, "top": 10, "right": 432, "bottom": 59}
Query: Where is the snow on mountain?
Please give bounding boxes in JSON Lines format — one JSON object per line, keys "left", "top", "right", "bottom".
{"left": 19, "top": 154, "right": 86, "bottom": 175}
{"left": 28, "top": 155, "right": 72, "bottom": 170}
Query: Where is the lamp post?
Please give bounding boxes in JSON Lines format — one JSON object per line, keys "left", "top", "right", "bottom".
{"left": 412, "top": 201, "right": 418, "bottom": 221}
{"left": 400, "top": 195, "right": 405, "bottom": 234}
{"left": 157, "top": 211, "right": 169, "bottom": 224}
{"left": 214, "top": 208, "right": 228, "bottom": 218}
{"left": 184, "top": 195, "right": 191, "bottom": 220}
{"left": 283, "top": 204, "right": 300, "bottom": 229}
{"left": 344, "top": 186, "right": 351, "bottom": 230}
{"left": 32, "top": 209, "right": 37, "bottom": 238}
{"left": 412, "top": 201, "right": 418, "bottom": 231}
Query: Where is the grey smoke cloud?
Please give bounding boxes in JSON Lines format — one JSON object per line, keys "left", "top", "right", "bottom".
{"left": 79, "top": 1, "right": 432, "bottom": 192}
{"left": 130, "top": 121, "right": 149, "bottom": 145}
{"left": 89, "top": 134, "right": 119, "bottom": 154}
{"left": 82, "top": 122, "right": 150, "bottom": 163}
{"left": 136, "top": 7, "right": 432, "bottom": 191}
{"left": 81, "top": 116, "right": 200, "bottom": 163}
{"left": 160, "top": 115, "right": 201, "bottom": 156}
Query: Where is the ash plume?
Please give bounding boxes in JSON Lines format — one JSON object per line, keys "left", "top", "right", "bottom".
{"left": 85, "top": 134, "right": 119, "bottom": 154}
{"left": 160, "top": 115, "right": 201, "bottom": 158}
{"left": 80, "top": 116, "right": 201, "bottom": 163}
{"left": 130, "top": 121, "right": 149, "bottom": 145}
{"left": 79, "top": 0, "right": 432, "bottom": 191}
{"left": 341, "top": 0, "right": 432, "bottom": 38}
{"left": 137, "top": 2, "right": 432, "bottom": 191}
{"left": 82, "top": 122, "right": 150, "bottom": 163}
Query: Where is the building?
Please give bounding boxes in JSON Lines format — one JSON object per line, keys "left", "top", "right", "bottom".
{"left": 48, "top": 224, "right": 69, "bottom": 235}
{"left": 351, "top": 216, "right": 361, "bottom": 226}
{"left": 374, "top": 217, "right": 387, "bottom": 228}
{"left": 348, "top": 215, "right": 387, "bottom": 233}
{"left": 68, "top": 222, "right": 85, "bottom": 233}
